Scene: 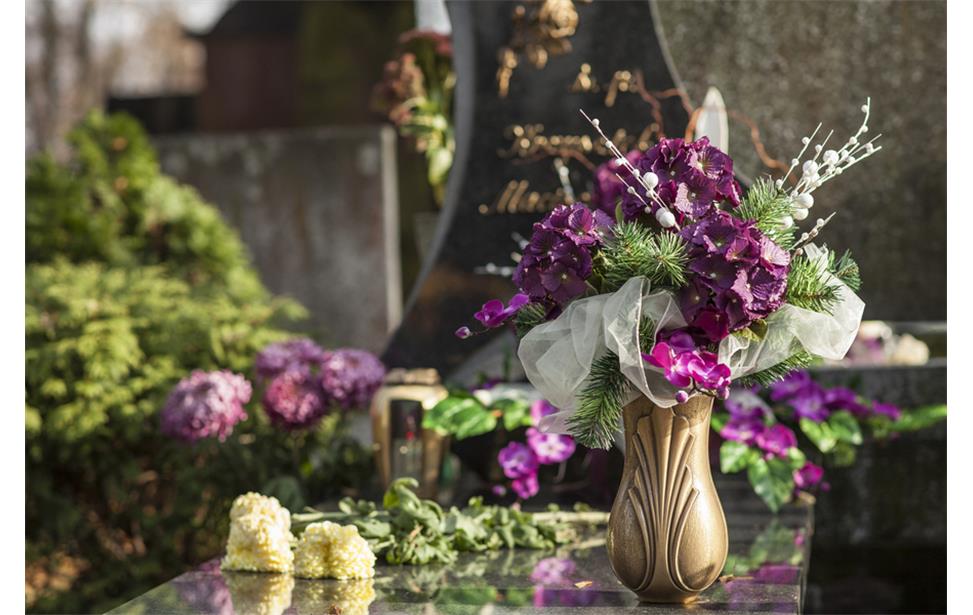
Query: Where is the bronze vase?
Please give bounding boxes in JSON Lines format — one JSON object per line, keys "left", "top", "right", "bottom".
{"left": 607, "top": 394, "right": 728, "bottom": 603}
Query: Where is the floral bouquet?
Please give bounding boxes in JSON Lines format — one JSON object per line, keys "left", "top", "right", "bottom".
{"left": 458, "top": 100, "right": 881, "bottom": 450}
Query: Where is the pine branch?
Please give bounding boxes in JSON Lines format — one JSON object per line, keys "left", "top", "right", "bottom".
{"left": 514, "top": 302, "right": 549, "bottom": 339}
{"left": 735, "top": 351, "right": 815, "bottom": 388}
{"left": 567, "top": 351, "right": 629, "bottom": 450}
{"left": 829, "top": 249, "right": 861, "bottom": 291}
{"left": 785, "top": 252, "right": 840, "bottom": 314}
{"left": 733, "top": 177, "right": 797, "bottom": 249}
{"left": 598, "top": 222, "right": 689, "bottom": 292}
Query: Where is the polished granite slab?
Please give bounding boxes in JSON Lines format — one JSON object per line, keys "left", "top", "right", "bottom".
{"left": 109, "top": 480, "right": 812, "bottom": 615}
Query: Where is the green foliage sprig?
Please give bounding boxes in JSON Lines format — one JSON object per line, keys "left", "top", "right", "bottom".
{"left": 597, "top": 222, "right": 689, "bottom": 292}
{"left": 731, "top": 177, "right": 798, "bottom": 249}
{"left": 293, "top": 478, "right": 607, "bottom": 566}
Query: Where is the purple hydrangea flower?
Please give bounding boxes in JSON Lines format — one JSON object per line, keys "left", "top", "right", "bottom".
{"left": 254, "top": 338, "right": 326, "bottom": 382}
{"left": 474, "top": 293, "right": 529, "bottom": 328}
{"left": 161, "top": 370, "right": 252, "bottom": 443}
{"left": 526, "top": 427, "right": 576, "bottom": 464}
{"left": 511, "top": 472, "right": 539, "bottom": 499}
{"left": 498, "top": 441, "right": 539, "bottom": 479}
{"left": 319, "top": 348, "right": 386, "bottom": 411}
{"left": 513, "top": 204, "right": 611, "bottom": 307}
{"left": 262, "top": 367, "right": 328, "bottom": 429}
{"left": 755, "top": 424, "right": 798, "bottom": 458}
{"left": 619, "top": 137, "right": 741, "bottom": 222}
{"left": 591, "top": 150, "right": 642, "bottom": 216}
{"left": 679, "top": 211, "right": 790, "bottom": 343}
{"left": 793, "top": 461, "right": 825, "bottom": 491}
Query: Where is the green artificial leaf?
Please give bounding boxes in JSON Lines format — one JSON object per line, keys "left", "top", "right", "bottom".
{"left": 828, "top": 411, "right": 863, "bottom": 445}
{"left": 747, "top": 457, "right": 795, "bottom": 513}
{"left": 711, "top": 412, "right": 729, "bottom": 433}
{"left": 494, "top": 399, "right": 532, "bottom": 431}
{"left": 720, "top": 440, "right": 756, "bottom": 473}
{"left": 423, "top": 395, "right": 496, "bottom": 439}
{"left": 830, "top": 442, "right": 857, "bottom": 467}
{"left": 800, "top": 418, "right": 838, "bottom": 453}
{"left": 786, "top": 446, "right": 807, "bottom": 470}
{"left": 891, "top": 404, "right": 948, "bottom": 432}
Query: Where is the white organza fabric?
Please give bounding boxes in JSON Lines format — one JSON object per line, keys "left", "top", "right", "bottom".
{"left": 518, "top": 244, "right": 864, "bottom": 434}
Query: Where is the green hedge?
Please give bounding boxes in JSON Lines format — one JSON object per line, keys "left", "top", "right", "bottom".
{"left": 25, "top": 112, "right": 369, "bottom": 612}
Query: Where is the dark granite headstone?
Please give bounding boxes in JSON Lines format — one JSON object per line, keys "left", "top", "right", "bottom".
{"left": 155, "top": 127, "right": 402, "bottom": 354}
{"left": 383, "top": 0, "right": 689, "bottom": 373}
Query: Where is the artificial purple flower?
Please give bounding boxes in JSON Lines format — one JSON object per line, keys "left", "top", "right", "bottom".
{"left": 872, "top": 402, "right": 902, "bottom": 421}
{"left": 725, "top": 390, "right": 772, "bottom": 422}
{"left": 679, "top": 211, "right": 790, "bottom": 343}
{"left": 769, "top": 370, "right": 814, "bottom": 402}
{"left": 823, "top": 387, "right": 870, "bottom": 417}
{"left": 318, "top": 348, "right": 386, "bottom": 411}
{"left": 526, "top": 427, "right": 576, "bottom": 464}
{"left": 511, "top": 472, "right": 539, "bottom": 499}
{"left": 754, "top": 564, "right": 799, "bottom": 585}
{"left": 755, "top": 424, "right": 798, "bottom": 458}
{"left": 620, "top": 137, "right": 740, "bottom": 222}
{"left": 512, "top": 204, "right": 610, "bottom": 307}
{"left": 475, "top": 293, "right": 529, "bottom": 328}
{"left": 530, "top": 558, "right": 576, "bottom": 585}
{"left": 454, "top": 326, "right": 472, "bottom": 339}
{"left": 793, "top": 461, "right": 825, "bottom": 491}
{"left": 721, "top": 418, "right": 765, "bottom": 445}
{"left": 498, "top": 441, "right": 539, "bottom": 479}
{"left": 789, "top": 387, "right": 829, "bottom": 422}
{"left": 262, "top": 367, "right": 328, "bottom": 429}
{"left": 643, "top": 341, "right": 732, "bottom": 394}
{"left": 591, "top": 150, "right": 642, "bottom": 216}
{"left": 254, "top": 338, "right": 326, "bottom": 382}
{"left": 161, "top": 370, "right": 252, "bottom": 443}
{"left": 491, "top": 484, "right": 507, "bottom": 497}
{"left": 530, "top": 399, "right": 559, "bottom": 425}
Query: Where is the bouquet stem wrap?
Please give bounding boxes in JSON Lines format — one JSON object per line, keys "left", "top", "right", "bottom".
{"left": 518, "top": 246, "right": 864, "bottom": 435}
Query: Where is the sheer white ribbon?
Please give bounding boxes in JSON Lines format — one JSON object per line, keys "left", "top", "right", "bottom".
{"left": 518, "top": 244, "right": 864, "bottom": 434}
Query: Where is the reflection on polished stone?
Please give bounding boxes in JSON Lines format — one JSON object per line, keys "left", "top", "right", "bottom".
{"left": 110, "top": 492, "right": 811, "bottom": 615}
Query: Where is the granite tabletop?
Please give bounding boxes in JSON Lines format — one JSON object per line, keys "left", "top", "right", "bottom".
{"left": 109, "top": 480, "right": 812, "bottom": 615}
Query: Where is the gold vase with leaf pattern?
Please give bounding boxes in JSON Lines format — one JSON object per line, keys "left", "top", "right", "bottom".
{"left": 607, "top": 394, "right": 728, "bottom": 603}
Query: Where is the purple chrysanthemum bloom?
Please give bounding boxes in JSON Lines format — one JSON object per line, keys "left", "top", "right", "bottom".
{"left": 793, "top": 461, "right": 825, "bottom": 491}
{"left": 475, "top": 293, "right": 530, "bottom": 328}
{"left": 498, "top": 441, "right": 539, "bottom": 479}
{"left": 720, "top": 418, "right": 765, "bottom": 445}
{"left": 511, "top": 472, "right": 539, "bottom": 499}
{"left": 872, "top": 402, "right": 902, "bottom": 421}
{"left": 318, "top": 348, "right": 386, "bottom": 411}
{"left": 679, "top": 211, "right": 789, "bottom": 343}
{"left": 755, "top": 424, "right": 798, "bottom": 458}
{"left": 512, "top": 204, "right": 610, "bottom": 307}
{"left": 526, "top": 427, "right": 576, "bottom": 464}
{"left": 619, "top": 137, "right": 741, "bottom": 222}
{"left": 263, "top": 367, "right": 328, "bottom": 429}
{"left": 161, "top": 370, "right": 251, "bottom": 443}
{"left": 254, "top": 338, "right": 327, "bottom": 382}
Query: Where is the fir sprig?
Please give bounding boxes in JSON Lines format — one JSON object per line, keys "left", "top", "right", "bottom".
{"left": 785, "top": 252, "right": 841, "bottom": 314}
{"left": 567, "top": 351, "right": 628, "bottom": 450}
{"left": 514, "top": 302, "right": 549, "bottom": 339}
{"left": 598, "top": 222, "right": 689, "bottom": 292}
{"left": 735, "top": 351, "right": 815, "bottom": 388}
{"left": 732, "top": 177, "right": 797, "bottom": 249}
{"left": 829, "top": 249, "right": 861, "bottom": 291}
